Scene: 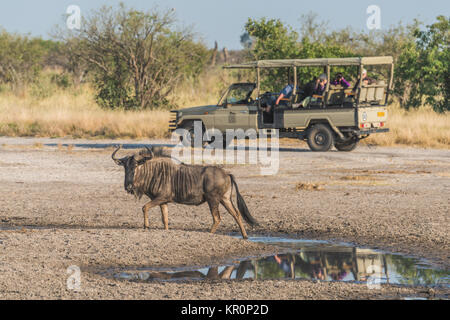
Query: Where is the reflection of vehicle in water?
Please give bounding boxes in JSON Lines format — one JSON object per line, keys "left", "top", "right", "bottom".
{"left": 115, "top": 244, "right": 449, "bottom": 286}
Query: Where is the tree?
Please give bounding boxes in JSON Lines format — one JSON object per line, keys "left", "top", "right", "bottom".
{"left": 244, "top": 17, "right": 354, "bottom": 89}
{"left": 61, "top": 4, "right": 209, "bottom": 110}
{"left": 245, "top": 17, "right": 300, "bottom": 61}
{"left": 244, "top": 18, "right": 300, "bottom": 91}
{"left": 0, "top": 30, "right": 46, "bottom": 91}
{"left": 395, "top": 16, "right": 449, "bottom": 112}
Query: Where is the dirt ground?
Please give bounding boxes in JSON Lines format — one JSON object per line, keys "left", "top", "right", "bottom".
{"left": 0, "top": 137, "right": 448, "bottom": 300}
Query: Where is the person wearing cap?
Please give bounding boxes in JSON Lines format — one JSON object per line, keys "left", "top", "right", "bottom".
{"left": 298, "top": 74, "right": 328, "bottom": 107}
{"left": 313, "top": 73, "right": 328, "bottom": 95}
{"left": 352, "top": 69, "right": 375, "bottom": 91}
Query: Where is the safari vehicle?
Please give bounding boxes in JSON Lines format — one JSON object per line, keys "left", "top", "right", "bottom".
{"left": 169, "top": 57, "right": 393, "bottom": 151}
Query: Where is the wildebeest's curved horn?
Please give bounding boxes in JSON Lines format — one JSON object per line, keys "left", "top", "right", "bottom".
{"left": 111, "top": 145, "right": 123, "bottom": 165}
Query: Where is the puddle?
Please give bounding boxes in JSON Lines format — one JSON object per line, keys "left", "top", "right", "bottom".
{"left": 109, "top": 236, "right": 450, "bottom": 288}
{"left": 0, "top": 225, "right": 48, "bottom": 231}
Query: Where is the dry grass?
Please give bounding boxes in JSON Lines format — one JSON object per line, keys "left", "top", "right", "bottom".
{"left": 363, "top": 102, "right": 450, "bottom": 149}
{"left": 329, "top": 173, "right": 389, "bottom": 186}
{"left": 339, "top": 175, "right": 380, "bottom": 181}
{"left": 295, "top": 182, "right": 325, "bottom": 191}
{"left": 0, "top": 87, "right": 170, "bottom": 139}
{"left": 0, "top": 69, "right": 448, "bottom": 149}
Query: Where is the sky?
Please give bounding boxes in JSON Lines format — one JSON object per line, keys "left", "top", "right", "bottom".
{"left": 0, "top": 0, "right": 448, "bottom": 50}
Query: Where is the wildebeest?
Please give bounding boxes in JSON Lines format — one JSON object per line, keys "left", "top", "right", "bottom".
{"left": 112, "top": 145, "right": 258, "bottom": 239}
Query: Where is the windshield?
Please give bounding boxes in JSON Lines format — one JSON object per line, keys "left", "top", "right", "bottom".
{"left": 219, "top": 83, "right": 255, "bottom": 106}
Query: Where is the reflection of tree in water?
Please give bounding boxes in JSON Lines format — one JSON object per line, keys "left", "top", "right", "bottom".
{"left": 388, "top": 255, "right": 449, "bottom": 286}
{"left": 255, "top": 256, "right": 289, "bottom": 280}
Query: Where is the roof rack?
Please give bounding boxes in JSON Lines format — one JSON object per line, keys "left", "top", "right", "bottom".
{"left": 224, "top": 56, "right": 393, "bottom": 69}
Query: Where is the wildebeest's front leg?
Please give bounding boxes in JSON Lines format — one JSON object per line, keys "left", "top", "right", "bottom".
{"left": 142, "top": 198, "right": 167, "bottom": 230}
{"left": 160, "top": 204, "right": 169, "bottom": 230}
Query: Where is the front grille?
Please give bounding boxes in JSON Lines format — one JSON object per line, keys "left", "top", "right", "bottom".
{"left": 169, "top": 111, "right": 178, "bottom": 132}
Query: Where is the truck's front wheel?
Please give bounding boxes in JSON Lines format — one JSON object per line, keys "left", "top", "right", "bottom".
{"left": 306, "top": 124, "right": 334, "bottom": 152}
{"left": 180, "top": 121, "right": 207, "bottom": 148}
{"left": 206, "top": 133, "right": 231, "bottom": 149}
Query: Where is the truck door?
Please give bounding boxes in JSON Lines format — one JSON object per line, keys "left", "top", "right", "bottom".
{"left": 213, "top": 83, "right": 256, "bottom": 132}
{"left": 214, "top": 105, "right": 251, "bottom": 132}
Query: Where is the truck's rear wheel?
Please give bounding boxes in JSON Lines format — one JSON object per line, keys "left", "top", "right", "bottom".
{"left": 335, "top": 137, "right": 358, "bottom": 152}
{"left": 306, "top": 124, "right": 334, "bottom": 152}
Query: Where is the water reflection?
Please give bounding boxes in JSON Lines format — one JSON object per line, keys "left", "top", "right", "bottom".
{"left": 113, "top": 239, "right": 449, "bottom": 287}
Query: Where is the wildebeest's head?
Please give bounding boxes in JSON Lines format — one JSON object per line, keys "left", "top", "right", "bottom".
{"left": 112, "top": 145, "right": 154, "bottom": 194}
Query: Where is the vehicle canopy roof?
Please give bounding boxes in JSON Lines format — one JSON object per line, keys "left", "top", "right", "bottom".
{"left": 224, "top": 56, "right": 393, "bottom": 69}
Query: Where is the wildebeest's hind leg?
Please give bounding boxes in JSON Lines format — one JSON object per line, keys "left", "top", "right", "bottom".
{"left": 160, "top": 204, "right": 169, "bottom": 230}
{"left": 207, "top": 200, "right": 221, "bottom": 234}
{"left": 221, "top": 198, "right": 248, "bottom": 239}
{"left": 142, "top": 198, "right": 167, "bottom": 230}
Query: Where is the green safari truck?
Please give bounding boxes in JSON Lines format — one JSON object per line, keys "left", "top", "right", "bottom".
{"left": 169, "top": 57, "right": 392, "bottom": 152}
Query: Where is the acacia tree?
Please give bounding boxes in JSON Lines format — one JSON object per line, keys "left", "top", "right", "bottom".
{"left": 64, "top": 4, "right": 208, "bottom": 110}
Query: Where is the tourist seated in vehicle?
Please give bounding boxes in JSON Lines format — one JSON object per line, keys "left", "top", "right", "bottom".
{"left": 352, "top": 69, "right": 376, "bottom": 92}
{"left": 263, "top": 75, "right": 299, "bottom": 114}
{"left": 330, "top": 73, "right": 350, "bottom": 88}
{"left": 298, "top": 73, "right": 328, "bottom": 107}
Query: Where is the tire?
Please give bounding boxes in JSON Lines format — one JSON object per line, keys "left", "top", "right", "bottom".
{"left": 180, "top": 121, "right": 207, "bottom": 148}
{"left": 335, "top": 137, "right": 358, "bottom": 152}
{"left": 306, "top": 124, "right": 335, "bottom": 152}
{"left": 206, "top": 132, "right": 231, "bottom": 149}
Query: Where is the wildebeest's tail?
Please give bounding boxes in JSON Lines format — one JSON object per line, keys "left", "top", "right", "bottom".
{"left": 229, "top": 174, "right": 258, "bottom": 226}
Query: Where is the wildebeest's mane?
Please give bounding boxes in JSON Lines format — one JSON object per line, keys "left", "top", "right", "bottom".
{"left": 138, "top": 146, "right": 171, "bottom": 158}
{"left": 133, "top": 157, "right": 205, "bottom": 202}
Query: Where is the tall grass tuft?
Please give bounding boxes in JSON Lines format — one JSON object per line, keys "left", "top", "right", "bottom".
{"left": 364, "top": 102, "right": 449, "bottom": 148}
